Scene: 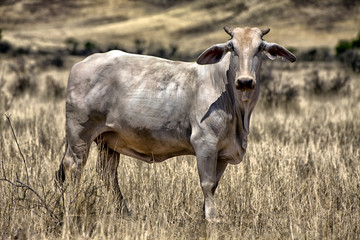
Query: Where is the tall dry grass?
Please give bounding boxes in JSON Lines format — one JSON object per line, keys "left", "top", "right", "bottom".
{"left": 0, "top": 58, "right": 359, "bottom": 239}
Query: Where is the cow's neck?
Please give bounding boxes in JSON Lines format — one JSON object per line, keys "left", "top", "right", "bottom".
{"left": 224, "top": 68, "right": 258, "bottom": 153}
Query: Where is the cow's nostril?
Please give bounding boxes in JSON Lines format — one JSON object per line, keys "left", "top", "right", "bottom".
{"left": 236, "top": 78, "right": 255, "bottom": 90}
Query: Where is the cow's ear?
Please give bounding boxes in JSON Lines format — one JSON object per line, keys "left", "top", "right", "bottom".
{"left": 263, "top": 42, "right": 296, "bottom": 63}
{"left": 196, "top": 43, "right": 229, "bottom": 65}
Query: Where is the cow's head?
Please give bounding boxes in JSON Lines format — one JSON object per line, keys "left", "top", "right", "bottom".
{"left": 196, "top": 27, "right": 296, "bottom": 91}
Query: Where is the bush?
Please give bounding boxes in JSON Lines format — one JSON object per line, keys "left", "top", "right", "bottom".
{"left": 133, "top": 38, "right": 180, "bottom": 59}
{"left": 304, "top": 70, "right": 350, "bottom": 96}
{"left": 80, "top": 40, "right": 100, "bottom": 56}
{"left": 65, "top": 38, "right": 101, "bottom": 56}
{"left": 260, "top": 67, "right": 299, "bottom": 109}
{"left": 134, "top": 38, "right": 146, "bottom": 54}
{"left": 335, "top": 32, "right": 360, "bottom": 56}
{"left": 49, "top": 54, "right": 65, "bottom": 68}
{"left": 0, "top": 28, "right": 12, "bottom": 53}
{"left": 328, "top": 73, "right": 350, "bottom": 94}
{"left": 337, "top": 49, "right": 360, "bottom": 73}
{"left": 300, "top": 48, "right": 333, "bottom": 62}
{"left": 0, "top": 41, "right": 12, "bottom": 53}
{"left": 335, "top": 33, "right": 360, "bottom": 72}
{"left": 44, "top": 75, "right": 65, "bottom": 99}
{"left": 8, "top": 57, "right": 37, "bottom": 97}
{"left": 39, "top": 52, "right": 65, "bottom": 69}
{"left": 65, "top": 38, "right": 79, "bottom": 55}
{"left": 352, "top": 33, "right": 360, "bottom": 48}
{"left": 12, "top": 47, "right": 31, "bottom": 56}
{"left": 336, "top": 40, "right": 353, "bottom": 56}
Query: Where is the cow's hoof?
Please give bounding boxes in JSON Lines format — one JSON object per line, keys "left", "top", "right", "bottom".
{"left": 116, "top": 201, "right": 131, "bottom": 217}
{"left": 205, "top": 207, "right": 218, "bottom": 221}
{"left": 206, "top": 217, "right": 222, "bottom": 223}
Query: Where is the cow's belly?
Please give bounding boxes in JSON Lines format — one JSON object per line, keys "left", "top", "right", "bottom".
{"left": 98, "top": 128, "right": 194, "bottom": 163}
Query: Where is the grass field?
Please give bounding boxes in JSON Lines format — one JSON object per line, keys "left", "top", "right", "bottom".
{"left": 1, "top": 57, "right": 359, "bottom": 239}
{"left": 1, "top": 0, "right": 360, "bottom": 239}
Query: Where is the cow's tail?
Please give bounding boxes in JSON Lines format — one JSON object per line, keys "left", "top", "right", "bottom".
{"left": 55, "top": 139, "right": 68, "bottom": 184}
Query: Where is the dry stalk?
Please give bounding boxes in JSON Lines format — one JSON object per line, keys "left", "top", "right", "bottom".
{"left": 0, "top": 114, "right": 62, "bottom": 224}
{"left": 4, "top": 114, "right": 29, "bottom": 185}
{"left": 0, "top": 177, "right": 61, "bottom": 222}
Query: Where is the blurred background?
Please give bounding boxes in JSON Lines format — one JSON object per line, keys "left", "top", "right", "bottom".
{"left": 1, "top": 0, "right": 359, "bottom": 57}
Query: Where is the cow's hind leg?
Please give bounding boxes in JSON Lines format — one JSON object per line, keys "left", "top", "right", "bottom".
{"left": 97, "top": 143, "right": 129, "bottom": 215}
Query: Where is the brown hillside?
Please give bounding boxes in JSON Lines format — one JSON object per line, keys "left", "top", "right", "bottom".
{"left": 1, "top": 0, "right": 359, "bottom": 55}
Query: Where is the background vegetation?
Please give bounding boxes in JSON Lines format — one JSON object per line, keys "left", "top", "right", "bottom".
{"left": 1, "top": 0, "right": 359, "bottom": 239}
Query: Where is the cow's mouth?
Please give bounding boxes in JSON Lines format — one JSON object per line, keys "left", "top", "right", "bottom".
{"left": 240, "top": 90, "right": 251, "bottom": 102}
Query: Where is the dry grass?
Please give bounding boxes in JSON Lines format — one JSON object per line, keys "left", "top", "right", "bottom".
{"left": 0, "top": 55, "right": 359, "bottom": 239}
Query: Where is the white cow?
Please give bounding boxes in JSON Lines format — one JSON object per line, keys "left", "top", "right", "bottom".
{"left": 56, "top": 27, "right": 296, "bottom": 220}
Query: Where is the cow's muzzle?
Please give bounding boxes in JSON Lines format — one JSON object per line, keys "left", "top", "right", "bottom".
{"left": 236, "top": 77, "right": 256, "bottom": 90}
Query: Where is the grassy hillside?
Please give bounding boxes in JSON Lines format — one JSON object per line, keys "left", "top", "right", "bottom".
{"left": 1, "top": 0, "right": 359, "bottom": 55}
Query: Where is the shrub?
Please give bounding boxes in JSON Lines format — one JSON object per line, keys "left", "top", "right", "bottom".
{"left": 80, "top": 40, "right": 99, "bottom": 56}
{"left": 44, "top": 75, "right": 65, "bottom": 99}
{"left": 304, "top": 70, "right": 350, "bottom": 96}
{"left": 65, "top": 38, "right": 79, "bottom": 55}
{"left": 0, "top": 41, "right": 11, "bottom": 53}
{"left": 8, "top": 57, "right": 37, "bottom": 97}
{"left": 335, "top": 33, "right": 360, "bottom": 72}
{"left": 0, "top": 29, "right": 12, "bottom": 53}
{"left": 336, "top": 40, "right": 353, "bottom": 56}
{"left": 260, "top": 67, "right": 299, "bottom": 109}
{"left": 65, "top": 38, "right": 102, "bottom": 56}
{"left": 134, "top": 38, "right": 146, "bottom": 54}
{"left": 12, "top": 47, "right": 31, "bottom": 56}
{"left": 50, "top": 54, "right": 65, "bottom": 68}
{"left": 305, "top": 70, "right": 325, "bottom": 95}
{"left": 149, "top": 43, "right": 178, "bottom": 59}
{"left": 335, "top": 32, "right": 360, "bottom": 56}
{"left": 39, "top": 52, "right": 65, "bottom": 69}
{"left": 300, "top": 48, "right": 333, "bottom": 62}
{"left": 352, "top": 33, "right": 360, "bottom": 48}
{"left": 329, "top": 73, "right": 350, "bottom": 94}
{"left": 337, "top": 49, "right": 360, "bottom": 72}
{"left": 133, "top": 38, "right": 180, "bottom": 59}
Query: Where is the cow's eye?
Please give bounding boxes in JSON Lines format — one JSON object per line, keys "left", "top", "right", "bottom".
{"left": 258, "top": 43, "right": 265, "bottom": 53}
{"left": 227, "top": 42, "right": 234, "bottom": 51}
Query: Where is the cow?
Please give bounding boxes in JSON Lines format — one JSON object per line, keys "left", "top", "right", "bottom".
{"left": 56, "top": 26, "right": 296, "bottom": 220}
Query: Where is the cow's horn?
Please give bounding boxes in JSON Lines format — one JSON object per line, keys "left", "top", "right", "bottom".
{"left": 224, "top": 26, "right": 233, "bottom": 37}
{"left": 261, "top": 28, "right": 270, "bottom": 36}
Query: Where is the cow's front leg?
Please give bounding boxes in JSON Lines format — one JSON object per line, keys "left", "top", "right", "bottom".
{"left": 194, "top": 144, "right": 219, "bottom": 220}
